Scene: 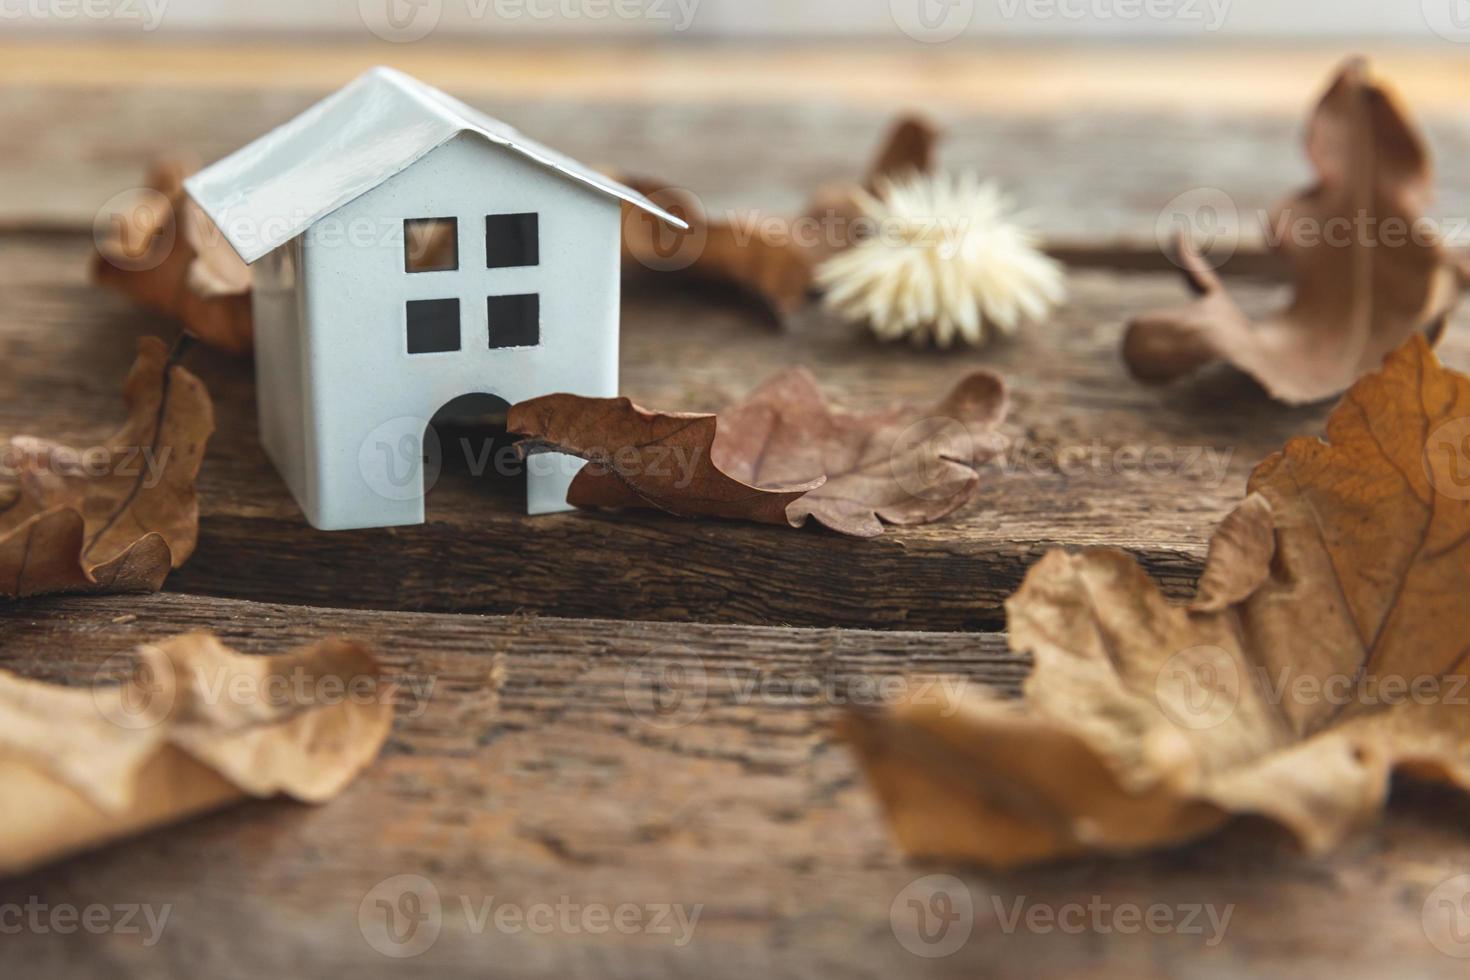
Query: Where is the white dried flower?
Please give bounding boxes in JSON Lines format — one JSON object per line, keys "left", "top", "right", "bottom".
{"left": 816, "top": 173, "right": 1066, "bottom": 348}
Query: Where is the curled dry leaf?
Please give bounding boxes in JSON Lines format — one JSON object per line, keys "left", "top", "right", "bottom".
{"left": 509, "top": 394, "right": 822, "bottom": 527}
{"left": 0, "top": 337, "right": 214, "bottom": 599}
{"left": 1126, "top": 58, "right": 1463, "bottom": 404}
{"left": 618, "top": 115, "right": 940, "bottom": 320}
{"left": 508, "top": 366, "right": 1008, "bottom": 538}
{"left": 806, "top": 115, "right": 943, "bottom": 263}
{"left": 93, "top": 158, "right": 254, "bottom": 356}
{"left": 715, "top": 368, "right": 1009, "bottom": 537}
{"left": 844, "top": 336, "right": 1470, "bottom": 867}
{"left": 0, "top": 632, "right": 393, "bottom": 875}
{"left": 619, "top": 178, "right": 816, "bottom": 320}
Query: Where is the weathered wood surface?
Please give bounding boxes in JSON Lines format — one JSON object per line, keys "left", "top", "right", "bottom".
{"left": 5, "top": 232, "right": 1470, "bottom": 628}
{"left": 8, "top": 57, "right": 1470, "bottom": 980}
{"left": 1, "top": 594, "right": 1467, "bottom": 979}
{"left": 9, "top": 79, "right": 1470, "bottom": 253}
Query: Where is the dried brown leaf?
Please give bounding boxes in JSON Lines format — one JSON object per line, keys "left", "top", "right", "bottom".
{"left": 508, "top": 394, "right": 822, "bottom": 526}
{"left": 0, "top": 337, "right": 214, "bottom": 598}
{"left": 93, "top": 158, "right": 254, "bottom": 356}
{"left": 861, "top": 117, "right": 942, "bottom": 193}
{"left": 618, "top": 114, "right": 940, "bottom": 320}
{"left": 620, "top": 180, "right": 817, "bottom": 319}
{"left": 1126, "top": 58, "right": 1463, "bottom": 404}
{"left": 804, "top": 115, "right": 943, "bottom": 266}
{"left": 714, "top": 368, "right": 1008, "bottom": 537}
{"left": 844, "top": 336, "right": 1470, "bottom": 866}
{"left": 0, "top": 632, "right": 392, "bottom": 875}
{"left": 508, "top": 367, "right": 1007, "bottom": 538}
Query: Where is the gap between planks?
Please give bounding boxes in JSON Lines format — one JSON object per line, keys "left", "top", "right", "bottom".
{"left": 6, "top": 235, "right": 1470, "bottom": 631}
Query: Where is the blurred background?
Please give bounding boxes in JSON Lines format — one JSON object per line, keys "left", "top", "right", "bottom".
{"left": 0, "top": 0, "right": 1451, "bottom": 39}
{"left": 5, "top": 1, "right": 1470, "bottom": 247}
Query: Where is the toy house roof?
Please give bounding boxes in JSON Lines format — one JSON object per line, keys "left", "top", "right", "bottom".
{"left": 184, "top": 66, "right": 688, "bottom": 265}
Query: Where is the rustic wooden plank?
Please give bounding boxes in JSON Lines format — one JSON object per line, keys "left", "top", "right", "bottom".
{"left": 0, "top": 594, "right": 1466, "bottom": 979}
{"left": 6, "top": 232, "right": 1470, "bottom": 628}
{"left": 8, "top": 79, "right": 1470, "bottom": 252}
{"left": 8, "top": 41, "right": 1470, "bottom": 118}
{"left": 6, "top": 50, "right": 1470, "bottom": 980}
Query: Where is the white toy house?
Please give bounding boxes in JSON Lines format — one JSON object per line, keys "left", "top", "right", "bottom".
{"left": 185, "top": 67, "right": 684, "bottom": 531}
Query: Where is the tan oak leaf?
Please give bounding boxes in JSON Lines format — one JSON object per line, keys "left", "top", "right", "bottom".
{"left": 1126, "top": 58, "right": 1463, "bottom": 404}
{"left": 618, "top": 115, "right": 940, "bottom": 320}
{"left": 0, "top": 633, "right": 392, "bottom": 875}
{"left": 714, "top": 368, "right": 1008, "bottom": 537}
{"left": 844, "top": 336, "right": 1470, "bottom": 866}
{"left": 509, "top": 367, "right": 1007, "bottom": 538}
{"left": 508, "top": 394, "right": 822, "bottom": 527}
{"left": 0, "top": 337, "right": 214, "bottom": 599}
{"left": 93, "top": 158, "right": 254, "bottom": 356}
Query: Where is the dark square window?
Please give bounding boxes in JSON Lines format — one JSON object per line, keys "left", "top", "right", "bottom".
{"left": 404, "top": 218, "right": 458, "bottom": 273}
{"left": 485, "top": 213, "right": 539, "bottom": 269}
{"left": 407, "top": 298, "right": 461, "bottom": 354}
{"left": 487, "top": 293, "right": 540, "bottom": 349}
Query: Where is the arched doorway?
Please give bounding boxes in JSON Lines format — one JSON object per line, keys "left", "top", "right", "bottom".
{"left": 421, "top": 392, "right": 521, "bottom": 519}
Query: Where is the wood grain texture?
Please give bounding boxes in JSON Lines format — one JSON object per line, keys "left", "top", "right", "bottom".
{"left": 7, "top": 56, "right": 1470, "bottom": 979}
{"left": 7, "top": 41, "right": 1470, "bottom": 114}
{"left": 5, "top": 233, "right": 1470, "bottom": 628}
{"left": 1, "top": 593, "right": 1468, "bottom": 979}
{"left": 9, "top": 78, "right": 1470, "bottom": 254}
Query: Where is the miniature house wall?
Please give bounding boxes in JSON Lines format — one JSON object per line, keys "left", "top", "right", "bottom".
{"left": 185, "top": 67, "right": 683, "bottom": 531}
{"left": 249, "top": 135, "right": 622, "bottom": 531}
